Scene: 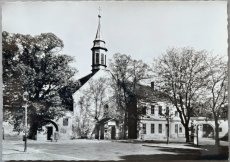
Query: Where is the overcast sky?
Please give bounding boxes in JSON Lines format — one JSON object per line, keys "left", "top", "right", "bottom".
{"left": 2, "top": 1, "right": 227, "bottom": 78}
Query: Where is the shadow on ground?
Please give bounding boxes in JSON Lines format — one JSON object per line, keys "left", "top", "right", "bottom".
{"left": 130, "top": 145, "right": 228, "bottom": 160}
{"left": 6, "top": 145, "right": 228, "bottom": 162}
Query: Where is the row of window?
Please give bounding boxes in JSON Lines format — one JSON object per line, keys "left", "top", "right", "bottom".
{"left": 142, "top": 105, "right": 179, "bottom": 117}
{"left": 142, "top": 123, "right": 183, "bottom": 134}
{"left": 94, "top": 53, "right": 106, "bottom": 65}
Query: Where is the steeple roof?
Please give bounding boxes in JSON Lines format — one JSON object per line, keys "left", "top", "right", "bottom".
{"left": 95, "top": 14, "right": 101, "bottom": 41}
{"left": 92, "top": 13, "right": 107, "bottom": 51}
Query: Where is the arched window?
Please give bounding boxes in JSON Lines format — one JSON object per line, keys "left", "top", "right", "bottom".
{"left": 101, "top": 53, "right": 104, "bottom": 65}
{"left": 96, "top": 53, "right": 99, "bottom": 64}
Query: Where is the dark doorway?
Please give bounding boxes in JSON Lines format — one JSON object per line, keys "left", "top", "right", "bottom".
{"left": 202, "top": 124, "right": 214, "bottom": 138}
{"left": 47, "top": 126, "right": 53, "bottom": 140}
{"left": 111, "top": 126, "right": 116, "bottom": 139}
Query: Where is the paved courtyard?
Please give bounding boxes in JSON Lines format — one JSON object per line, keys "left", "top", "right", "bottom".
{"left": 2, "top": 137, "right": 228, "bottom": 161}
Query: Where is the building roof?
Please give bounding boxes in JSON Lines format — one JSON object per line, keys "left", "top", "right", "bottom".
{"left": 137, "top": 84, "right": 171, "bottom": 103}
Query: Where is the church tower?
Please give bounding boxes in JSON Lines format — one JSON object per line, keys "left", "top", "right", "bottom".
{"left": 91, "top": 12, "right": 108, "bottom": 73}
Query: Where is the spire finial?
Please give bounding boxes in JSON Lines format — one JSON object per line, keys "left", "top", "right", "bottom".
{"left": 98, "top": 6, "right": 101, "bottom": 18}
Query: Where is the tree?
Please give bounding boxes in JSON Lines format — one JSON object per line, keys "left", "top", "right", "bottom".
{"left": 75, "top": 96, "right": 92, "bottom": 138}
{"left": 109, "top": 53, "right": 150, "bottom": 139}
{"left": 203, "top": 56, "right": 228, "bottom": 146}
{"left": 3, "top": 31, "right": 78, "bottom": 139}
{"left": 153, "top": 47, "right": 210, "bottom": 143}
{"left": 75, "top": 77, "right": 115, "bottom": 138}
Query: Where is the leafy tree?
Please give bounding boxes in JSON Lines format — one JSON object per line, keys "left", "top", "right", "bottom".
{"left": 153, "top": 47, "right": 211, "bottom": 143}
{"left": 109, "top": 53, "right": 150, "bottom": 139}
{"left": 3, "top": 31, "right": 78, "bottom": 139}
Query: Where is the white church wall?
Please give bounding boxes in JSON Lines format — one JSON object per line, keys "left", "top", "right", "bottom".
{"left": 73, "top": 70, "right": 115, "bottom": 138}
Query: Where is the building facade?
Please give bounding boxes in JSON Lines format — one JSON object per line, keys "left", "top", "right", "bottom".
{"left": 138, "top": 99, "right": 185, "bottom": 140}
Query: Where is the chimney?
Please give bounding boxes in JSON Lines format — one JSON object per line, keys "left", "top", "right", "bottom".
{"left": 151, "top": 81, "right": 154, "bottom": 90}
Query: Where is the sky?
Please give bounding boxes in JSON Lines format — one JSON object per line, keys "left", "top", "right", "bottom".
{"left": 2, "top": 1, "right": 228, "bottom": 79}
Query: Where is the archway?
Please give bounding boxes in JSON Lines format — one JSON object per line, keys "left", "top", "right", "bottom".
{"left": 41, "top": 120, "right": 59, "bottom": 131}
{"left": 38, "top": 120, "right": 59, "bottom": 140}
{"left": 202, "top": 124, "right": 214, "bottom": 138}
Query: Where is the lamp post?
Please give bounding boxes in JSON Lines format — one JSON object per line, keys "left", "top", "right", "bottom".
{"left": 23, "top": 91, "right": 29, "bottom": 152}
{"left": 196, "top": 124, "right": 200, "bottom": 147}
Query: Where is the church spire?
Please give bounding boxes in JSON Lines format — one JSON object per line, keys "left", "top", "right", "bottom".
{"left": 95, "top": 9, "right": 101, "bottom": 40}
{"left": 91, "top": 8, "right": 108, "bottom": 73}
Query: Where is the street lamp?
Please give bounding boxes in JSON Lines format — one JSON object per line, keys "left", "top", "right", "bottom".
{"left": 23, "top": 91, "right": 29, "bottom": 152}
{"left": 196, "top": 124, "right": 200, "bottom": 147}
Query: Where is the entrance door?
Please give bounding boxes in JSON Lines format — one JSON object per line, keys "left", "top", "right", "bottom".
{"left": 111, "top": 126, "right": 116, "bottom": 139}
{"left": 47, "top": 127, "right": 53, "bottom": 140}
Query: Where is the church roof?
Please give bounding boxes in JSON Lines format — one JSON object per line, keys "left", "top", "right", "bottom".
{"left": 78, "top": 70, "right": 99, "bottom": 87}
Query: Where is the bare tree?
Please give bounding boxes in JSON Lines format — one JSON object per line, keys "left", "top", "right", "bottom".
{"left": 153, "top": 47, "right": 210, "bottom": 143}
{"left": 109, "top": 53, "right": 150, "bottom": 139}
{"left": 75, "top": 96, "right": 91, "bottom": 138}
{"left": 75, "top": 77, "right": 114, "bottom": 138}
{"left": 85, "top": 78, "right": 108, "bottom": 121}
{"left": 203, "top": 56, "right": 228, "bottom": 146}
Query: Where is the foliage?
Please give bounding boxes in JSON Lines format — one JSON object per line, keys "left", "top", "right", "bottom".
{"left": 3, "top": 31, "right": 78, "bottom": 138}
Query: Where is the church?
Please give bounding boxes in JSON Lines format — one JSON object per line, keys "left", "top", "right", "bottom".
{"left": 69, "top": 13, "right": 185, "bottom": 140}
{"left": 72, "top": 13, "right": 120, "bottom": 140}
{"left": 36, "top": 12, "right": 228, "bottom": 141}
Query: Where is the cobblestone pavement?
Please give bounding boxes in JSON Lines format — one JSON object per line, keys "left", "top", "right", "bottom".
{"left": 2, "top": 138, "right": 228, "bottom": 161}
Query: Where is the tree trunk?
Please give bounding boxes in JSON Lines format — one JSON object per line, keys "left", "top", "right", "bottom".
{"left": 214, "top": 119, "right": 220, "bottom": 146}
{"left": 28, "top": 121, "right": 38, "bottom": 140}
{"left": 123, "top": 112, "right": 127, "bottom": 139}
{"left": 127, "top": 96, "right": 137, "bottom": 139}
{"left": 166, "top": 118, "right": 169, "bottom": 144}
{"left": 185, "top": 125, "right": 190, "bottom": 143}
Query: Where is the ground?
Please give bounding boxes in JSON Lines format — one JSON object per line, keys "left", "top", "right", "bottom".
{"left": 2, "top": 135, "right": 228, "bottom": 161}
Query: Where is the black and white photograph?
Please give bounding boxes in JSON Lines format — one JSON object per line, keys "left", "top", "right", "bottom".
{"left": 2, "top": 1, "right": 228, "bottom": 161}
